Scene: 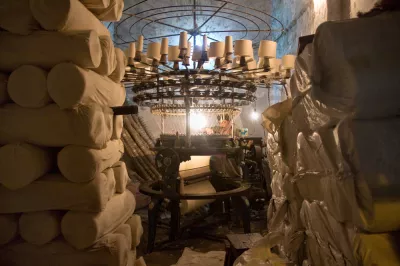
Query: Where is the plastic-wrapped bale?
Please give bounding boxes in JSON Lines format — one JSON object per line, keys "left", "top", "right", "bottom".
{"left": 7, "top": 65, "right": 52, "bottom": 108}
{"left": 61, "top": 191, "right": 136, "bottom": 249}
{"left": 94, "top": 36, "right": 117, "bottom": 76}
{"left": 300, "top": 200, "right": 356, "bottom": 265}
{"left": 113, "top": 224, "right": 132, "bottom": 250}
{"left": 112, "top": 161, "right": 129, "bottom": 193}
{"left": 262, "top": 99, "right": 292, "bottom": 134}
{"left": 89, "top": 0, "right": 124, "bottom": 21}
{"left": 353, "top": 232, "right": 400, "bottom": 265}
{"left": 0, "top": 143, "right": 54, "bottom": 190}
{"left": 0, "top": 73, "right": 9, "bottom": 105}
{"left": 294, "top": 131, "right": 362, "bottom": 226}
{"left": 0, "top": 103, "right": 113, "bottom": 148}
{"left": 30, "top": 0, "right": 110, "bottom": 36}
{"left": 80, "top": 0, "right": 110, "bottom": 9}
{"left": 0, "top": 31, "right": 101, "bottom": 72}
{"left": 19, "top": 211, "right": 63, "bottom": 245}
{"left": 0, "top": 214, "right": 19, "bottom": 245}
{"left": 312, "top": 12, "right": 400, "bottom": 119}
{"left": 0, "top": 233, "right": 132, "bottom": 266}
{"left": 0, "top": 171, "right": 115, "bottom": 213}
{"left": 109, "top": 48, "right": 127, "bottom": 83}
{"left": 58, "top": 139, "right": 124, "bottom": 183}
{"left": 124, "top": 215, "right": 143, "bottom": 249}
{"left": 290, "top": 44, "right": 312, "bottom": 99}
{"left": 48, "top": 63, "right": 126, "bottom": 109}
{"left": 0, "top": 0, "right": 40, "bottom": 35}
{"left": 334, "top": 117, "right": 400, "bottom": 233}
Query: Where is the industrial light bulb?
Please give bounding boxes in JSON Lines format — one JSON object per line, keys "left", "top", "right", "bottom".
{"left": 251, "top": 110, "right": 259, "bottom": 121}
{"left": 190, "top": 113, "right": 206, "bottom": 130}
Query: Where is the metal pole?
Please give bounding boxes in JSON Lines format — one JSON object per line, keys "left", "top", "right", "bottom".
{"left": 185, "top": 96, "right": 191, "bottom": 148}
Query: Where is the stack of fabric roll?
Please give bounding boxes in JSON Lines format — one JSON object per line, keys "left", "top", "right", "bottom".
{"left": 0, "top": 0, "right": 145, "bottom": 265}
{"left": 256, "top": 10, "right": 400, "bottom": 266}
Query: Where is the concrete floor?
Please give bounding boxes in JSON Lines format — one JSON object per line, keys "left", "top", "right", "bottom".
{"left": 135, "top": 207, "right": 268, "bottom": 266}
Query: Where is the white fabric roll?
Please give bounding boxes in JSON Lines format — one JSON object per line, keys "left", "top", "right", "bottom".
{"left": 112, "top": 115, "right": 124, "bottom": 140}
{"left": 114, "top": 224, "right": 132, "bottom": 250}
{"left": 0, "top": 171, "right": 115, "bottom": 214}
{"left": 0, "top": 73, "right": 9, "bottom": 105}
{"left": 80, "top": 0, "right": 110, "bottom": 9}
{"left": 0, "top": 234, "right": 131, "bottom": 266}
{"left": 0, "top": 0, "right": 40, "bottom": 35}
{"left": 180, "top": 180, "right": 216, "bottom": 215}
{"left": 62, "top": 191, "right": 136, "bottom": 250}
{"left": 90, "top": 0, "right": 124, "bottom": 22}
{"left": 8, "top": 65, "right": 52, "bottom": 108}
{"left": 48, "top": 63, "right": 126, "bottom": 109}
{"left": 19, "top": 211, "right": 63, "bottom": 245}
{"left": 0, "top": 30, "right": 101, "bottom": 72}
{"left": 0, "top": 143, "right": 54, "bottom": 190}
{"left": 0, "top": 214, "right": 19, "bottom": 245}
{"left": 0, "top": 103, "right": 113, "bottom": 148}
{"left": 94, "top": 35, "right": 117, "bottom": 76}
{"left": 30, "top": 0, "right": 110, "bottom": 36}
{"left": 58, "top": 139, "right": 124, "bottom": 183}
{"left": 109, "top": 48, "right": 127, "bottom": 83}
{"left": 112, "top": 161, "right": 129, "bottom": 194}
{"left": 124, "top": 215, "right": 143, "bottom": 249}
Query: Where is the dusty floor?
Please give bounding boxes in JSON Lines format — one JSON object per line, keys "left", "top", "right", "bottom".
{"left": 135, "top": 206, "right": 268, "bottom": 266}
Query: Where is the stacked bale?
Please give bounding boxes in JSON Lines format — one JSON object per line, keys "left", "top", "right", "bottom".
{"left": 0, "top": 0, "right": 143, "bottom": 265}
{"left": 260, "top": 11, "right": 400, "bottom": 266}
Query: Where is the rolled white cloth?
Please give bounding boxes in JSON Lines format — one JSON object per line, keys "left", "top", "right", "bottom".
{"left": 90, "top": 0, "right": 124, "bottom": 22}
{"left": 0, "top": 73, "right": 10, "bottom": 105}
{"left": 62, "top": 191, "right": 136, "bottom": 249}
{"left": 0, "top": 103, "right": 113, "bottom": 149}
{"left": 0, "top": 233, "right": 131, "bottom": 266}
{"left": 19, "top": 211, "right": 63, "bottom": 245}
{"left": 0, "top": 143, "right": 54, "bottom": 190}
{"left": 0, "top": 214, "right": 19, "bottom": 245}
{"left": 109, "top": 48, "right": 127, "bottom": 83}
{"left": 0, "top": 171, "right": 115, "bottom": 213}
{"left": 8, "top": 65, "right": 52, "bottom": 108}
{"left": 30, "top": 0, "right": 110, "bottom": 36}
{"left": 112, "top": 161, "right": 129, "bottom": 193}
{"left": 80, "top": 0, "right": 110, "bottom": 9}
{"left": 0, "top": 0, "right": 40, "bottom": 35}
{"left": 48, "top": 63, "right": 126, "bottom": 109}
{"left": 124, "top": 215, "right": 143, "bottom": 249}
{"left": 57, "top": 139, "right": 124, "bottom": 183}
{"left": 94, "top": 35, "right": 117, "bottom": 76}
{"left": 0, "top": 30, "right": 101, "bottom": 72}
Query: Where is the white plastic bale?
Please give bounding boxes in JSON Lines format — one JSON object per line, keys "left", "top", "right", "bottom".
{"left": 30, "top": 0, "right": 110, "bottom": 36}
{"left": 0, "top": 103, "right": 113, "bottom": 148}
{"left": 0, "top": 30, "right": 102, "bottom": 72}
{"left": 57, "top": 139, "right": 124, "bottom": 183}
{"left": 0, "top": 0, "right": 40, "bottom": 35}
{"left": 0, "top": 233, "right": 131, "bottom": 266}
{"left": 290, "top": 44, "right": 313, "bottom": 99}
{"left": 47, "top": 63, "right": 126, "bottom": 109}
{"left": 0, "top": 143, "right": 54, "bottom": 190}
{"left": 112, "top": 115, "right": 124, "bottom": 140}
{"left": 19, "top": 211, "right": 63, "bottom": 245}
{"left": 312, "top": 12, "right": 400, "bottom": 119}
{"left": 124, "top": 215, "right": 143, "bottom": 249}
{"left": 113, "top": 224, "right": 132, "bottom": 250}
{"left": 112, "top": 161, "right": 129, "bottom": 194}
{"left": 61, "top": 191, "right": 136, "bottom": 250}
{"left": 7, "top": 65, "right": 52, "bottom": 108}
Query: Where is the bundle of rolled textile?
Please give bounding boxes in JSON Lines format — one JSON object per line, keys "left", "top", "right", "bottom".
{"left": 0, "top": 0, "right": 146, "bottom": 265}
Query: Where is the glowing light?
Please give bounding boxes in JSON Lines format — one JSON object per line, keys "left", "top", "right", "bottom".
{"left": 190, "top": 113, "right": 206, "bottom": 130}
{"left": 251, "top": 111, "right": 260, "bottom": 121}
